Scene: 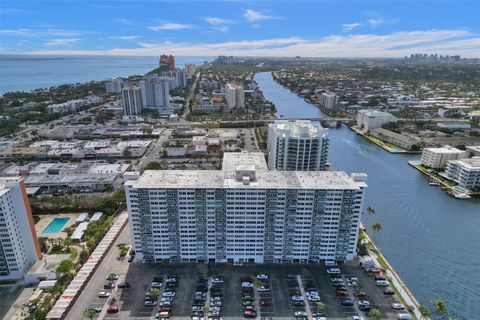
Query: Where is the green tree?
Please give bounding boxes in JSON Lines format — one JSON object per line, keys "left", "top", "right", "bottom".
{"left": 107, "top": 273, "right": 118, "bottom": 282}
{"left": 83, "top": 308, "right": 96, "bottom": 320}
{"left": 431, "top": 299, "right": 447, "bottom": 316}
{"left": 365, "top": 206, "right": 375, "bottom": 214}
{"left": 123, "top": 149, "right": 132, "bottom": 157}
{"left": 56, "top": 259, "right": 74, "bottom": 274}
{"left": 150, "top": 288, "right": 161, "bottom": 300}
{"left": 369, "top": 308, "right": 382, "bottom": 320}
{"left": 315, "top": 301, "right": 325, "bottom": 313}
{"left": 145, "top": 161, "right": 162, "bottom": 170}
{"left": 38, "top": 237, "right": 49, "bottom": 253}
{"left": 371, "top": 222, "right": 382, "bottom": 242}
{"left": 79, "top": 249, "right": 90, "bottom": 264}
{"left": 419, "top": 305, "right": 430, "bottom": 319}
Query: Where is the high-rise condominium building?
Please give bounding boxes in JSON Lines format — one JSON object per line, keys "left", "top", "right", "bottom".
{"left": 125, "top": 152, "right": 367, "bottom": 264}
{"left": 121, "top": 86, "right": 143, "bottom": 116}
{"left": 159, "top": 70, "right": 187, "bottom": 89}
{"left": 319, "top": 93, "right": 338, "bottom": 110}
{"left": 139, "top": 76, "right": 172, "bottom": 115}
{"left": 267, "top": 120, "right": 329, "bottom": 171}
{"left": 159, "top": 54, "right": 175, "bottom": 72}
{"left": 0, "top": 178, "right": 42, "bottom": 280}
{"left": 105, "top": 78, "right": 124, "bottom": 94}
{"left": 225, "top": 82, "right": 245, "bottom": 109}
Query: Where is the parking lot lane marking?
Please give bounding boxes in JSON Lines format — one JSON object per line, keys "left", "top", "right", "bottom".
{"left": 341, "top": 274, "right": 364, "bottom": 317}
{"left": 296, "top": 275, "right": 313, "bottom": 320}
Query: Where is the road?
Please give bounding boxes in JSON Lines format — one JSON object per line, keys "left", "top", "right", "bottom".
{"left": 181, "top": 70, "right": 201, "bottom": 121}
{"left": 135, "top": 128, "right": 172, "bottom": 171}
{"left": 65, "top": 226, "right": 131, "bottom": 320}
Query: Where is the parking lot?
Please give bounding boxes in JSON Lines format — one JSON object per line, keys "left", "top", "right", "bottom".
{"left": 87, "top": 262, "right": 406, "bottom": 319}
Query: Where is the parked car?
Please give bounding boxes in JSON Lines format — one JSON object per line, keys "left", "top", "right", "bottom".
{"left": 357, "top": 300, "right": 370, "bottom": 307}
{"left": 257, "top": 286, "right": 270, "bottom": 292}
{"left": 324, "top": 260, "right": 337, "bottom": 267}
{"left": 383, "top": 287, "right": 395, "bottom": 295}
{"left": 374, "top": 276, "right": 386, "bottom": 281}
{"left": 376, "top": 280, "right": 389, "bottom": 286}
{"left": 340, "top": 299, "right": 353, "bottom": 306}
{"left": 212, "top": 277, "right": 224, "bottom": 284}
{"left": 152, "top": 282, "right": 163, "bottom": 288}
{"left": 291, "top": 295, "right": 304, "bottom": 301}
{"left": 107, "top": 306, "right": 119, "bottom": 313}
{"left": 294, "top": 311, "right": 307, "bottom": 317}
{"left": 241, "top": 281, "right": 254, "bottom": 288}
{"left": 397, "top": 314, "right": 413, "bottom": 320}
{"left": 244, "top": 310, "right": 257, "bottom": 318}
{"left": 353, "top": 291, "right": 367, "bottom": 298}
{"left": 359, "top": 305, "right": 372, "bottom": 312}
{"left": 92, "top": 307, "right": 102, "bottom": 313}
{"left": 104, "top": 282, "right": 115, "bottom": 289}
{"left": 256, "top": 274, "right": 269, "bottom": 280}
{"left": 336, "top": 290, "right": 348, "bottom": 297}
{"left": 260, "top": 300, "right": 272, "bottom": 307}
{"left": 392, "top": 303, "right": 405, "bottom": 310}
{"left": 326, "top": 268, "right": 341, "bottom": 274}
{"left": 144, "top": 300, "right": 157, "bottom": 306}
{"left": 118, "top": 282, "right": 130, "bottom": 288}
{"left": 98, "top": 291, "right": 110, "bottom": 298}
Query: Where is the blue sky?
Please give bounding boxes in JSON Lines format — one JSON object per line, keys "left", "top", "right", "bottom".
{"left": 1, "top": 0, "right": 479, "bottom": 57}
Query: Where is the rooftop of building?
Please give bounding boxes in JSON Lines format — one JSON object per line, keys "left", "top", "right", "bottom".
{"left": 358, "top": 109, "right": 396, "bottom": 118}
{"left": 270, "top": 120, "right": 326, "bottom": 138}
{"left": 450, "top": 157, "right": 480, "bottom": 169}
{"left": 0, "top": 177, "right": 22, "bottom": 197}
{"left": 127, "top": 152, "right": 367, "bottom": 190}
{"left": 424, "top": 145, "right": 466, "bottom": 154}
{"left": 226, "top": 82, "right": 244, "bottom": 90}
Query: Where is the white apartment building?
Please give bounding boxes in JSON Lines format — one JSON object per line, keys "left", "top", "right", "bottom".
{"left": 105, "top": 78, "right": 124, "bottom": 93}
{"left": 139, "top": 76, "right": 171, "bottom": 115}
{"left": 225, "top": 82, "right": 245, "bottom": 109}
{"left": 0, "top": 178, "right": 42, "bottom": 280}
{"left": 319, "top": 93, "right": 338, "bottom": 110}
{"left": 267, "top": 120, "right": 329, "bottom": 171}
{"left": 446, "top": 157, "right": 480, "bottom": 189}
{"left": 421, "top": 146, "right": 466, "bottom": 169}
{"left": 125, "top": 152, "right": 367, "bottom": 264}
{"left": 357, "top": 109, "right": 397, "bottom": 131}
{"left": 121, "top": 86, "right": 143, "bottom": 116}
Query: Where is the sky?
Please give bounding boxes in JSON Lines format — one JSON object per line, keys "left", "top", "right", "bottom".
{"left": 0, "top": 0, "right": 479, "bottom": 58}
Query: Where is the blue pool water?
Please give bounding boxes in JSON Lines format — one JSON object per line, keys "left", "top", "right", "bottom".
{"left": 42, "top": 217, "right": 70, "bottom": 234}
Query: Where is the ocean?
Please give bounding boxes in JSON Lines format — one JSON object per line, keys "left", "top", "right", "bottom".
{"left": 0, "top": 54, "right": 213, "bottom": 95}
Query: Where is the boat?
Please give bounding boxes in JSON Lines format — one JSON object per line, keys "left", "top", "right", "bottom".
{"left": 428, "top": 178, "right": 441, "bottom": 186}
{"left": 454, "top": 193, "right": 471, "bottom": 199}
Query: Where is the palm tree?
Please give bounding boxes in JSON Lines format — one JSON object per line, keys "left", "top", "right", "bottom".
{"left": 365, "top": 206, "right": 375, "bottom": 215}
{"left": 431, "top": 299, "right": 447, "bottom": 316}
{"left": 419, "top": 305, "right": 430, "bottom": 319}
{"left": 369, "top": 308, "right": 382, "bottom": 320}
{"left": 371, "top": 223, "right": 382, "bottom": 242}
{"left": 83, "top": 308, "right": 96, "bottom": 320}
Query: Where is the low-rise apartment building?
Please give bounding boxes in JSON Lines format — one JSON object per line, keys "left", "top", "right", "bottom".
{"left": 420, "top": 146, "right": 466, "bottom": 169}
{"left": 357, "top": 109, "right": 397, "bottom": 131}
{"left": 371, "top": 128, "right": 421, "bottom": 150}
{"left": 445, "top": 157, "right": 480, "bottom": 189}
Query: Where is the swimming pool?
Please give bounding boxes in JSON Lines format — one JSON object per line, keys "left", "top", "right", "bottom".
{"left": 42, "top": 217, "right": 70, "bottom": 234}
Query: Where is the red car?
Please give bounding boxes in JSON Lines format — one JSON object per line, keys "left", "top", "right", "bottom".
{"left": 260, "top": 300, "right": 272, "bottom": 307}
{"left": 107, "top": 306, "right": 119, "bottom": 313}
{"left": 159, "top": 306, "right": 172, "bottom": 312}
{"left": 244, "top": 310, "right": 257, "bottom": 318}
{"left": 336, "top": 290, "right": 348, "bottom": 297}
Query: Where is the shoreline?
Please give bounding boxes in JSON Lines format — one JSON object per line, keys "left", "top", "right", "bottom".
{"left": 361, "top": 226, "right": 425, "bottom": 320}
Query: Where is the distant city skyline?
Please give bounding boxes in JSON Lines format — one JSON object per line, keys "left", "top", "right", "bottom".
{"left": 0, "top": 0, "right": 479, "bottom": 57}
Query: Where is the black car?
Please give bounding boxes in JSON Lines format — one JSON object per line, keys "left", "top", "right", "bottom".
{"left": 118, "top": 282, "right": 130, "bottom": 288}
{"left": 359, "top": 305, "right": 372, "bottom": 312}
{"left": 104, "top": 283, "right": 115, "bottom": 289}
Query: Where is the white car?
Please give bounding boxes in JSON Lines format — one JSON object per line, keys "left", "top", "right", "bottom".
{"left": 144, "top": 300, "right": 157, "bottom": 306}
{"left": 291, "top": 295, "right": 304, "bottom": 301}
{"left": 376, "top": 280, "right": 389, "bottom": 286}
{"left": 294, "top": 311, "right": 307, "bottom": 317}
{"left": 257, "top": 286, "right": 270, "bottom": 292}
{"left": 256, "top": 274, "right": 269, "bottom": 280}
{"left": 98, "top": 291, "right": 110, "bottom": 298}
{"left": 209, "top": 306, "right": 221, "bottom": 313}
{"left": 160, "top": 297, "right": 173, "bottom": 302}
{"left": 308, "top": 295, "right": 321, "bottom": 302}
{"left": 162, "top": 291, "right": 176, "bottom": 297}
{"left": 352, "top": 316, "right": 365, "bottom": 320}
{"left": 241, "top": 281, "right": 254, "bottom": 287}
{"left": 306, "top": 291, "right": 319, "bottom": 296}
{"left": 151, "top": 282, "right": 162, "bottom": 288}
{"left": 212, "top": 277, "right": 224, "bottom": 284}
{"left": 392, "top": 303, "right": 405, "bottom": 310}
{"left": 357, "top": 300, "right": 370, "bottom": 307}
{"left": 313, "top": 318, "right": 327, "bottom": 320}
{"left": 326, "top": 268, "right": 341, "bottom": 274}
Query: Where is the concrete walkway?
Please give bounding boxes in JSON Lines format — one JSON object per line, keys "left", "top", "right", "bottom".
{"left": 296, "top": 275, "right": 313, "bottom": 320}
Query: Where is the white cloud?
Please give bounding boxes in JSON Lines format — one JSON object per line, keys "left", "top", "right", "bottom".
{"left": 342, "top": 23, "right": 362, "bottom": 32}
{"left": 368, "top": 18, "right": 385, "bottom": 27}
{"left": 109, "top": 35, "right": 139, "bottom": 40}
{"left": 0, "top": 28, "right": 33, "bottom": 36}
{"left": 212, "top": 26, "right": 229, "bottom": 33}
{"left": 205, "top": 17, "right": 231, "bottom": 25}
{"left": 44, "top": 38, "right": 80, "bottom": 46}
{"left": 114, "top": 18, "right": 134, "bottom": 25}
{"left": 27, "top": 29, "right": 480, "bottom": 58}
{"left": 244, "top": 9, "right": 275, "bottom": 22}
{"left": 148, "top": 23, "right": 193, "bottom": 31}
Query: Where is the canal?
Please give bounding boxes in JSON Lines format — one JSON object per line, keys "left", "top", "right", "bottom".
{"left": 255, "top": 71, "right": 480, "bottom": 319}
